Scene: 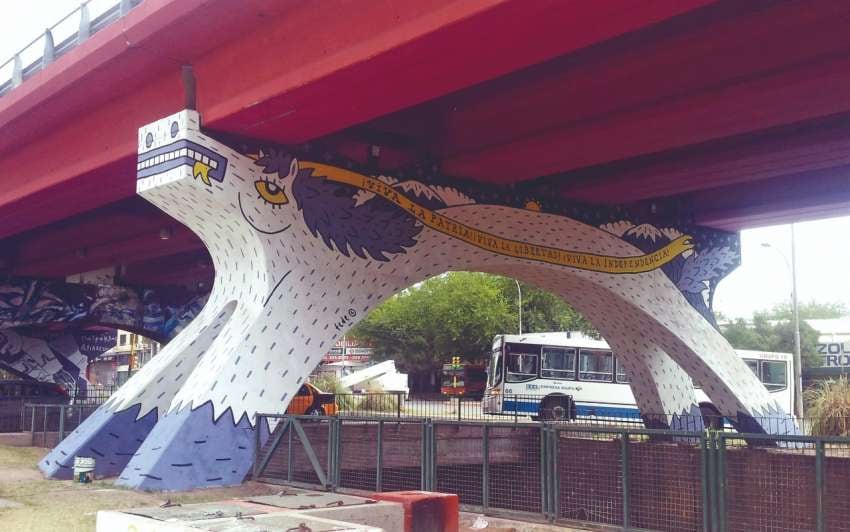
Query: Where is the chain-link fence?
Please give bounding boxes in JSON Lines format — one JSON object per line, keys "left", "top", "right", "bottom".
{"left": 22, "top": 403, "right": 102, "bottom": 447}
{"left": 713, "top": 432, "right": 850, "bottom": 532}
{"left": 254, "top": 414, "right": 850, "bottom": 532}
{"left": 0, "top": 384, "right": 116, "bottom": 440}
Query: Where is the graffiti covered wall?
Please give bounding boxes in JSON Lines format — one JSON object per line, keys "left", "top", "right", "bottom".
{"left": 42, "top": 109, "right": 789, "bottom": 491}
{"left": 0, "top": 279, "right": 207, "bottom": 391}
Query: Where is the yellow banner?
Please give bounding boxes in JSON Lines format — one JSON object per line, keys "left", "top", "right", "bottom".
{"left": 300, "top": 162, "right": 694, "bottom": 274}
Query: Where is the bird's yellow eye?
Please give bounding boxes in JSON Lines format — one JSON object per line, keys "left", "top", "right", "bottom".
{"left": 254, "top": 180, "right": 289, "bottom": 206}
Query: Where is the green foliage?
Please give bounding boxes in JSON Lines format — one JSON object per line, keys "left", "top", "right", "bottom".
{"left": 492, "top": 277, "right": 597, "bottom": 336}
{"left": 763, "top": 300, "right": 848, "bottom": 321}
{"left": 309, "top": 373, "right": 358, "bottom": 410}
{"left": 805, "top": 377, "right": 850, "bottom": 436}
{"left": 350, "top": 272, "right": 596, "bottom": 371}
{"left": 350, "top": 272, "right": 515, "bottom": 371}
{"left": 721, "top": 313, "right": 822, "bottom": 369}
{"left": 309, "top": 373, "right": 397, "bottom": 412}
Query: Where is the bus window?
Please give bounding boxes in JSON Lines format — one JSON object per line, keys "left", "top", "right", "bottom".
{"left": 744, "top": 359, "right": 759, "bottom": 376}
{"left": 579, "top": 350, "right": 613, "bottom": 382}
{"left": 506, "top": 352, "right": 539, "bottom": 383}
{"left": 761, "top": 361, "right": 787, "bottom": 391}
{"left": 541, "top": 347, "right": 575, "bottom": 379}
{"left": 615, "top": 358, "right": 630, "bottom": 383}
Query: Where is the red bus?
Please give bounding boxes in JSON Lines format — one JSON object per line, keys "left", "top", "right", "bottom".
{"left": 440, "top": 360, "right": 487, "bottom": 398}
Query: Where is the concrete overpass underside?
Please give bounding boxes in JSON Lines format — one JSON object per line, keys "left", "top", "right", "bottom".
{"left": 0, "top": 0, "right": 849, "bottom": 490}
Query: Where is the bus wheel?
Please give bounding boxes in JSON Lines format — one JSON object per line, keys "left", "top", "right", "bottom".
{"left": 541, "top": 396, "right": 570, "bottom": 422}
{"left": 699, "top": 404, "right": 723, "bottom": 430}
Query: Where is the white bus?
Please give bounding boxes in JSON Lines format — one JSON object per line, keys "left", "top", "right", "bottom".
{"left": 482, "top": 332, "right": 794, "bottom": 424}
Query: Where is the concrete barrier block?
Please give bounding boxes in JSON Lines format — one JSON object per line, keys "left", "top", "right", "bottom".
{"left": 298, "top": 500, "right": 404, "bottom": 531}
{"left": 371, "top": 491, "right": 459, "bottom": 532}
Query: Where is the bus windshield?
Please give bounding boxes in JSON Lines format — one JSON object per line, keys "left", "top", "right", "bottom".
{"left": 505, "top": 345, "right": 539, "bottom": 382}
{"left": 441, "top": 366, "right": 464, "bottom": 387}
{"left": 761, "top": 360, "right": 787, "bottom": 391}
{"left": 488, "top": 351, "right": 503, "bottom": 387}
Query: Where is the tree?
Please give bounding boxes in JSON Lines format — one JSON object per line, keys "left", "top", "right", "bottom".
{"left": 762, "top": 300, "right": 848, "bottom": 321}
{"left": 492, "top": 277, "right": 596, "bottom": 336}
{"left": 350, "top": 272, "right": 596, "bottom": 371}
{"left": 350, "top": 272, "right": 516, "bottom": 371}
{"left": 720, "top": 306, "right": 825, "bottom": 370}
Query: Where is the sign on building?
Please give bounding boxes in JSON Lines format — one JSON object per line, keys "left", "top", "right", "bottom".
{"left": 321, "top": 340, "right": 373, "bottom": 363}
{"left": 817, "top": 342, "right": 850, "bottom": 367}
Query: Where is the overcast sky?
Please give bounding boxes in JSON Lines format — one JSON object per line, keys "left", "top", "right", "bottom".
{"left": 4, "top": 1, "right": 850, "bottom": 320}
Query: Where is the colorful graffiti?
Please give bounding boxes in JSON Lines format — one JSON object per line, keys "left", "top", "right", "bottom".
{"left": 42, "top": 109, "right": 785, "bottom": 492}
{"left": 0, "top": 279, "right": 207, "bottom": 391}
{"left": 0, "top": 279, "right": 206, "bottom": 340}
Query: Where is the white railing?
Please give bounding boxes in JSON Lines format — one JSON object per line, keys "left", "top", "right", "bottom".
{"left": 0, "top": 0, "right": 142, "bottom": 97}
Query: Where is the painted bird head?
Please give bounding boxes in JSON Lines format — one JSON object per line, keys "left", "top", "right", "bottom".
{"left": 138, "top": 110, "right": 422, "bottom": 260}
{"left": 137, "top": 110, "right": 298, "bottom": 236}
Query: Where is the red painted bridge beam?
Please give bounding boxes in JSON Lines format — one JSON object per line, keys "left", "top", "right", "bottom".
{"left": 439, "top": 0, "right": 850, "bottom": 184}
{"left": 0, "top": 0, "right": 714, "bottom": 240}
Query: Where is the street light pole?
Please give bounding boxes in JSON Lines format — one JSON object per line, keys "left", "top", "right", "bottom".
{"left": 790, "top": 224, "right": 803, "bottom": 419}
{"left": 514, "top": 279, "right": 522, "bottom": 335}
{"left": 761, "top": 226, "right": 803, "bottom": 419}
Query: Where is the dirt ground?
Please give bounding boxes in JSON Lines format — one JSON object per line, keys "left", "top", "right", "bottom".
{"left": 0, "top": 445, "right": 280, "bottom": 532}
{"left": 0, "top": 445, "right": 598, "bottom": 532}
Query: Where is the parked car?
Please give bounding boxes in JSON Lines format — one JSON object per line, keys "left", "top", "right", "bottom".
{"left": 0, "top": 380, "right": 69, "bottom": 403}
{"left": 286, "top": 383, "right": 336, "bottom": 416}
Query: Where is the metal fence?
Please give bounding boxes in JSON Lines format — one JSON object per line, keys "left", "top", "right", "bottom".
{"left": 23, "top": 403, "right": 102, "bottom": 447}
{"left": 69, "top": 385, "right": 118, "bottom": 405}
{"left": 0, "top": 385, "right": 116, "bottom": 434}
{"left": 0, "top": 0, "right": 143, "bottom": 96}
{"left": 254, "top": 414, "right": 850, "bottom": 532}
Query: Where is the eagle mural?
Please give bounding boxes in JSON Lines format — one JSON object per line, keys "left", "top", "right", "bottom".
{"left": 40, "top": 110, "right": 792, "bottom": 491}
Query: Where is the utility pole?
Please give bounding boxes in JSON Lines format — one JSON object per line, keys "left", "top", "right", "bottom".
{"left": 791, "top": 224, "right": 803, "bottom": 419}
{"left": 761, "top": 225, "right": 804, "bottom": 419}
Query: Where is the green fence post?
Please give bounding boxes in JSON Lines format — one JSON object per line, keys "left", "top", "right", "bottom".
{"left": 58, "top": 405, "right": 65, "bottom": 441}
{"left": 429, "top": 421, "right": 436, "bottom": 491}
{"left": 708, "top": 432, "right": 720, "bottom": 532}
{"left": 421, "top": 421, "right": 427, "bottom": 490}
{"left": 550, "top": 426, "right": 559, "bottom": 522}
{"left": 426, "top": 421, "right": 436, "bottom": 491}
{"left": 621, "top": 432, "right": 631, "bottom": 530}
{"left": 29, "top": 405, "right": 35, "bottom": 432}
{"left": 699, "top": 432, "right": 710, "bottom": 532}
{"left": 287, "top": 419, "right": 293, "bottom": 483}
{"left": 376, "top": 420, "right": 384, "bottom": 492}
{"left": 540, "top": 425, "right": 550, "bottom": 519}
{"left": 252, "top": 414, "right": 260, "bottom": 479}
{"left": 41, "top": 406, "right": 47, "bottom": 447}
{"left": 717, "top": 434, "right": 727, "bottom": 532}
{"left": 514, "top": 395, "right": 519, "bottom": 424}
{"left": 328, "top": 419, "right": 339, "bottom": 490}
{"left": 816, "top": 439, "right": 825, "bottom": 532}
{"left": 482, "top": 424, "right": 489, "bottom": 511}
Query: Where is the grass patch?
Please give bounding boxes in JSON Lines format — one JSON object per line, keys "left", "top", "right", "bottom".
{"left": 0, "top": 444, "right": 279, "bottom": 532}
{"left": 0, "top": 446, "right": 46, "bottom": 469}
{"left": 805, "top": 376, "right": 850, "bottom": 436}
